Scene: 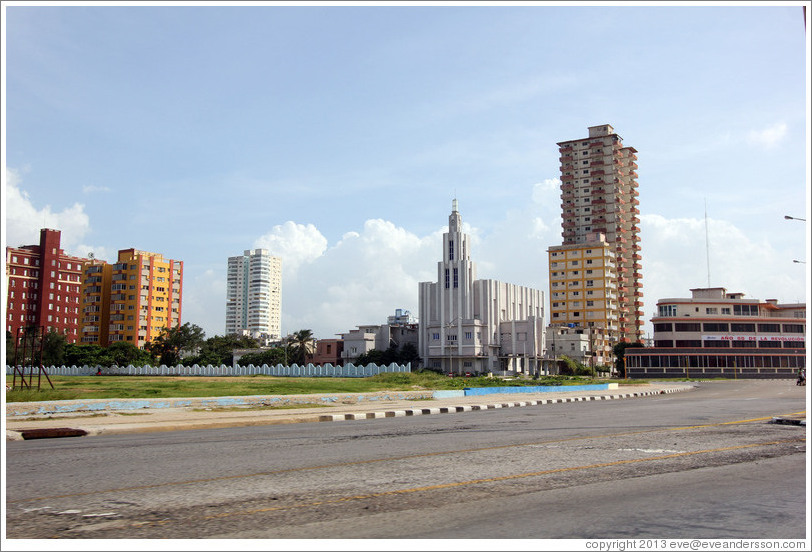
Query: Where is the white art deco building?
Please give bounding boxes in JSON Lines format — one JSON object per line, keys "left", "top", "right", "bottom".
{"left": 418, "top": 201, "right": 546, "bottom": 375}
{"left": 225, "top": 249, "right": 282, "bottom": 340}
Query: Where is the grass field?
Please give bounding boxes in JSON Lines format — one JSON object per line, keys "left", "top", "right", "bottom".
{"left": 4, "top": 372, "right": 643, "bottom": 402}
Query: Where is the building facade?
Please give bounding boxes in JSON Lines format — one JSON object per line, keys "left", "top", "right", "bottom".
{"left": 311, "top": 338, "right": 344, "bottom": 366}
{"left": 225, "top": 249, "right": 282, "bottom": 340}
{"left": 626, "top": 287, "right": 806, "bottom": 378}
{"left": 79, "top": 248, "right": 183, "bottom": 348}
{"left": 547, "top": 232, "right": 618, "bottom": 363}
{"left": 418, "top": 201, "right": 545, "bottom": 375}
{"left": 6, "top": 229, "right": 87, "bottom": 344}
{"left": 556, "top": 124, "right": 643, "bottom": 342}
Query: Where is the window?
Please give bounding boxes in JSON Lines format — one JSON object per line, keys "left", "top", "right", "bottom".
{"left": 706, "top": 308, "right": 718, "bottom": 314}
{"left": 733, "top": 304, "right": 759, "bottom": 316}
{"left": 465, "top": 332, "right": 472, "bottom": 340}
{"left": 675, "top": 323, "right": 701, "bottom": 332}
{"left": 757, "top": 323, "right": 780, "bottom": 333}
{"left": 658, "top": 305, "right": 678, "bottom": 317}
{"left": 453, "top": 268, "right": 458, "bottom": 288}
{"left": 654, "top": 323, "right": 673, "bottom": 332}
{"left": 449, "top": 240, "right": 454, "bottom": 260}
{"left": 722, "top": 308, "right": 731, "bottom": 315}
{"left": 703, "top": 323, "right": 729, "bottom": 332}
{"left": 444, "top": 269, "right": 449, "bottom": 289}
{"left": 730, "top": 323, "right": 755, "bottom": 332}
{"left": 783, "top": 324, "right": 805, "bottom": 333}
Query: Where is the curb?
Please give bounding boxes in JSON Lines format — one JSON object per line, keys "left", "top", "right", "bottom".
{"left": 7, "top": 385, "right": 697, "bottom": 440}
{"left": 771, "top": 416, "right": 807, "bottom": 426}
{"left": 316, "top": 386, "right": 693, "bottom": 422}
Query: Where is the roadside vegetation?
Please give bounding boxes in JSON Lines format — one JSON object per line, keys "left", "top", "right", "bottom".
{"left": 4, "top": 371, "right": 646, "bottom": 403}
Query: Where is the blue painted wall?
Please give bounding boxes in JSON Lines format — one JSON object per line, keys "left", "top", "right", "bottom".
{"left": 462, "top": 384, "right": 609, "bottom": 396}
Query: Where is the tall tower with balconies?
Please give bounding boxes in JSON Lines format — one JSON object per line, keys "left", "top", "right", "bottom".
{"left": 555, "top": 124, "right": 643, "bottom": 343}
{"left": 225, "top": 249, "right": 282, "bottom": 340}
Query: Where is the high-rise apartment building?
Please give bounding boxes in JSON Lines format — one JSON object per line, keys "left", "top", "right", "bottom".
{"left": 5, "top": 229, "right": 87, "bottom": 343}
{"left": 225, "top": 249, "right": 282, "bottom": 340}
{"left": 547, "top": 232, "right": 618, "bottom": 364}
{"left": 555, "top": 124, "right": 644, "bottom": 342}
{"left": 79, "top": 248, "right": 183, "bottom": 348}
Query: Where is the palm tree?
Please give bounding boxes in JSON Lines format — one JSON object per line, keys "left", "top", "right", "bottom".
{"left": 289, "top": 329, "right": 316, "bottom": 366}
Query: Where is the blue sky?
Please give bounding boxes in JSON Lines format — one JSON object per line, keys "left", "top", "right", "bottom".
{"left": 3, "top": 1, "right": 809, "bottom": 342}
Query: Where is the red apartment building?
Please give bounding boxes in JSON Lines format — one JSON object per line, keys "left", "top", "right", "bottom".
{"left": 6, "top": 229, "right": 89, "bottom": 343}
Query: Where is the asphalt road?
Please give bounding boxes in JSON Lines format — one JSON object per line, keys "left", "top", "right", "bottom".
{"left": 4, "top": 380, "right": 807, "bottom": 541}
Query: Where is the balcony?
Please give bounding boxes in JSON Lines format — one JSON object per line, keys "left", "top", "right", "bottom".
{"left": 589, "top": 141, "right": 603, "bottom": 148}
{"left": 590, "top": 160, "right": 605, "bottom": 167}
{"left": 561, "top": 174, "right": 574, "bottom": 181}
{"left": 633, "top": 272, "right": 643, "bottom": 279}
{"left": 591, "top": 189, "right": 605, "bottom": 195}
{"left": 591, "top": 198, "right": 606, "bottom": 205}
{"left": 559, "top": 146, "right": 573, "bottom": 153}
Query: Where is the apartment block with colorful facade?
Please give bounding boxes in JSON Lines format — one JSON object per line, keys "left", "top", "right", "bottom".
{"left": 5, "top": 229, "right": 88, "bottom": 343}
{"left": 79, "top": 248, "right": 183, "bottom": 348}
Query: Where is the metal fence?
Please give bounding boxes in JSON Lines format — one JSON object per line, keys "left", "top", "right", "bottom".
{"left": 5, "top": 362, "right": 412, "bottom": 378}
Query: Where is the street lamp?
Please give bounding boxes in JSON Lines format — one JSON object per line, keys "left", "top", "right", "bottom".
{"left": 784, "top": 215, "right": 807, "bottom": 221}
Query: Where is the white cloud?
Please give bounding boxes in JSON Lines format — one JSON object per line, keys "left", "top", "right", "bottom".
{"left": 281, "top": 219, "right": 440, "bottom": 337}
{"left": 638, "top": 213, "right": 806, "bottom": 337}
{"left": 746, "top": 122, "right": 787, "bottom": 149}
{"left": 254, "top": 221, "right": 328, "bottom": 276}
{"left": 4, "top": 166, "right": 92, "bottom": 254}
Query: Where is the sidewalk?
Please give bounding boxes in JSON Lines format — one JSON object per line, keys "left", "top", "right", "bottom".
{"left": 6, "top": 383, "right": 695, "bottom": 440}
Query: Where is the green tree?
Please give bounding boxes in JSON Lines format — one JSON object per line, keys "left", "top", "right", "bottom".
{"left": 288, "top": 329, "right": 316, "bottom": 366}
{"left": 106, "top": 341, "right": 154, "bottom": 366}
{"left": 613, "top": 341, "right": 644, "bottom": 378}
{"left": 398, "top": 342, "right": 421, "bottom": 366}
{"left": 187, "top": 334, "right": 261, "bottom": 366}
{"left": 355, "top": 349, "right": 385, "bottom": 366}
{"left": 146, "top": 323, "right": 206, "bottom": 366}
{"left": 64, "top": 343, "right": 108, "bottom": 367}
{"left": 41, "top": 329, "right": 67, "bottom": 367}
{"left": 237, "top": 347, "right": 287, "bottom": 367}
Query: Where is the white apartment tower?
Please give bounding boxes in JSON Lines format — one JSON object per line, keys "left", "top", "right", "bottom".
{"left": 225, "top": 249, "right": 282, "bottom": 340}
{"left": 556, "top": 124, "right": 644, "bottom": 343}
{"left": 419, "top": 200, "right": 546, "bottom": 375}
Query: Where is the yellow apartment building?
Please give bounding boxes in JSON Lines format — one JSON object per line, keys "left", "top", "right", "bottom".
{"left": 548, "top": 233, "right": 618, "bottom": 363}
{"left": 79, "top": 249, "right": 183, "bottom": 348}
{"left": 80, "top": 258, "right": 112, "bottom": 345}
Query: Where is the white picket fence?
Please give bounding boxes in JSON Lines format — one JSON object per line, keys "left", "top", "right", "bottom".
{"left": 5, "top": 362, "right": 411, "bottom": 378}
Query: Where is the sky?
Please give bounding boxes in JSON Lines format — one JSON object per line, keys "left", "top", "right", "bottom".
{"left": 2, "top": 1, "right": 810, "bottom": 343}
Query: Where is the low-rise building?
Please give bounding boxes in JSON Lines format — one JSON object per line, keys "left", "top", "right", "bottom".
{"left": 626, "top": 287, "right": 805, "bottom": 378}
{"left": 312, "top": 338, "right": 344, "bottom": 366}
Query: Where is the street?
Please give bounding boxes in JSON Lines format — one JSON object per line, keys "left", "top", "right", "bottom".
{"left": 4, "top": 380, "right": 806, "bottom": 540}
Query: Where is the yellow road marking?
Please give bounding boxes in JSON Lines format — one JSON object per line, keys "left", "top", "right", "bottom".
{"left": 8, "top": 412, "right": 805, "bottom": 504}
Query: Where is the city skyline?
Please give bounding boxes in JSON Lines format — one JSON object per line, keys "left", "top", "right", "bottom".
{"left": 3, "top": 2, "right": 809, "bottom": 341}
